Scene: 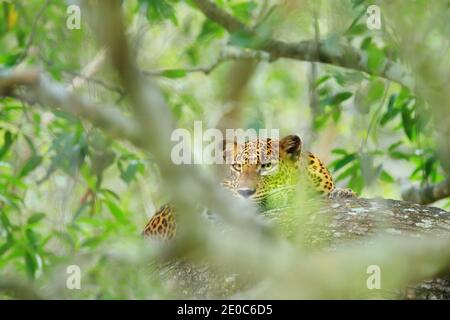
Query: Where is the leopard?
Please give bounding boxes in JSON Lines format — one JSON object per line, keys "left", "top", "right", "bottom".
{"left": 142, "top": 134, "right": 355, "bottom": 240}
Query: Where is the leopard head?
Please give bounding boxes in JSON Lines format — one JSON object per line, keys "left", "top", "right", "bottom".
{"left": 223, "top": 134, "right": 302, "bottom": 206}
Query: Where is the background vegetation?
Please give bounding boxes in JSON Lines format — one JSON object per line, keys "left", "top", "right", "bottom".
{"left": 0, "top": 0, "right": 449, "bottom": 299}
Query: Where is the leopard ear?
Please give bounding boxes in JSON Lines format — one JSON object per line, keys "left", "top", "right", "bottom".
{"left": 280, "top": 135, "right": 302, "bottom": 159}
{"left": 221, "top": 139, "right": 238, "bottom": 164}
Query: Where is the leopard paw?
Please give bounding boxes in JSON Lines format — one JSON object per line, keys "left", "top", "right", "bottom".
{"left": 328, "top": 187, "right": 357, "bottom": 199}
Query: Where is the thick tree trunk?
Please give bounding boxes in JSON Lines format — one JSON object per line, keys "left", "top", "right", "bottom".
{"left": 158, "top": 197, "right": 450, "bottom": 299}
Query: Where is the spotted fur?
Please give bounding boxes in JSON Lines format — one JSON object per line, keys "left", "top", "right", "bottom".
{"left": 304, "top": 152, "right": 335, "bottom": 194}
{"left": 142, "top": 204, "right": 176, "bottom": 240}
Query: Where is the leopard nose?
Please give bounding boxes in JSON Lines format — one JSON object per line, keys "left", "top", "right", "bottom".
{"left": 237, "top": 188, "right": 256, "bottom": 198}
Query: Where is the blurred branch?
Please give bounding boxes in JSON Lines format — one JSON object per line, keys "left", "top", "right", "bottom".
{"left": 0, "top": 1, "right": 272, "bottom": 251}
{"left": 68, "top": 49, "right": 107, "bottom": 90}
{"left": 402, "top": 178, "right": 450, "bottom": 205}
{"left": 3, "top": 0, "right": 450, "bottom": 299}
{"left": 216, "top": 59, "right": 257, "bottom": 132}
{"left": 86, "top": 0, "right": 271, "bottom": 242}
{"left": 308, "top": 7, "right": 320, "bottom": 133}
{"left": 36, "top": 48, "right": 125, "bottom": 100}
{"left": 208, "top": 232, "right": 450, "bottom": 298}
{"left": 0, "top": 279, "right": 44, "bottom": 299}
{"left": 0, "top": 65, "right": 269, "bottom": 243}
{"left": 66, "top": 70, "right": 125, "bottom": 100}
{"left": 144, "top": 48, "right": 270, "bottom": 76}
{"left": 0, "top": 69, "right": 39, "bottom": 96}
{"left": 0, "top": 69, "right": 141, "bottom": 144}
{"left": 193, "top": 0, "right": 414, "bottom": 89}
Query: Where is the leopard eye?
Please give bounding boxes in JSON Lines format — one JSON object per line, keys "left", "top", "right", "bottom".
{"left": 260, "top": 161, "right": 277, "bottom": 175}
{"left": 232, "top": 164, "right": 242, "bottom": 172}
{"left": 261, "top": 162, "right": 272, "bottom": 170}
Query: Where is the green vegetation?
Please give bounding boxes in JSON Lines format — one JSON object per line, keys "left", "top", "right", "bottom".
{"left": 0, "top": 0, "right": 449, "bottom": 299}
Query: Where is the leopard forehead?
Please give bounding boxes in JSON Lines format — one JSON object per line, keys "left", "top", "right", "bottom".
{"left": 234, "top": 139, "right": 280, "bottom": 164}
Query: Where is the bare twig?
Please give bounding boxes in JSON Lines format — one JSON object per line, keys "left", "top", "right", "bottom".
{"left": 66, "top": 70, "right": 125, "bottom": 98}
{"left": 15, "top": 0, "right": 51, "bottom": 65}
{"left": 143, "top": 48, "right": 270, "bottom": 77}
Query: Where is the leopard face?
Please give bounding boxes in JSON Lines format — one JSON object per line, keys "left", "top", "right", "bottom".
{"left": 223, "top": 135, "right": 302, "bottom": 206}
{"left": 143, "top": 134, "right": 350, "bottom": 240}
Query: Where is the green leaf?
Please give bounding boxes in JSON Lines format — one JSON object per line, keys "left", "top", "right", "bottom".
{"left": 380, "top": 170, "right": 394, "bottom": 183}
{"left": 360, "top": 37, "right": 372, "bottom": 50}
{"left": 120, "top": 161, "right": 141, "bottom": 184}
{"left": 332, "top": 148, "right": 348, "bottom": 155}
{"left": 0, "top": 241, "right": 13, "bottom": 257}
{"left": 390, "top": 151, "right": 410, "bottom": 160}
{"left": 349, "top": 173, "right": 364, "bottom": 194}
{"left": 27, "top": 213, "right": 46, "bottom": 225}
{"left": 388, "top": 141, "right": 403, "bottom": 152}
{"left": 161, "top": 69, "right": 187, "bottom": 78}
{"left": 106, "top": 200, "right": 127, "bottom": 223}
{"left": 0, "top": 130, "right": 15, "bottom": 159}
{"left": 336, "top": 164, "right": 357, "bottom": 182}
{"left": 26, "top": 228, "right": 39, "bottom": 249}
{"left": 101, "top": 188, "right": 121, "bottom": 201}
{"left": 197, "top": 20, "right": 224, "bottom": 43}
{"left": 142, "top": 0, "right": 178, "bottom": 25}
{"left": 346, "top": 23, "right": 366, "bottom": 36}
{"left": 0, "top": 210, "right": 13, "bottom": 229}
{"left": 331, "top": 105, "right": 342, "bottom": 122}
{"left": 1, "top": 53, "right": 21, "bottom": 67}
{"left": 351, "top": 0, "right": 366, "bottom": 9}
{"left": 229, "top": 30, "right": 255, "bottom": 48}
{"left": 367, "top": 46, "right": 385, "bottom": 72}
{"left": 230, "top": 1, "right": 257, "bottom": 21}
{"left": 24, "top": 251, "right": 37, "bottom": 278}
{"left": 81, "top": 236, "right": 103, "bottom": 248}
{"left": 19, "top": 155, "right": 42, "bottom": 177}
{"left": 330, "top": 153, "right": 358, "bottom": 171}
{"left": 401, "top": 104, "right": 415, "bottom": 141}
{"left": 53, "top": 231, "right": 76, "bottom": 250}
{"left": 314, "top": 75, "right": 331, "bottom": 88}
{"left": 424, "top": 155, "right": 437, "bottom": 181}
{"left": 380, "top": 108, "right": 400, "bottom": 126}
{"left": 379, "top": 93, "right": 398, "bottom": 125}
{"left": 366, "top": 80, "right": 385, "bottom": 102}
{"left": 330, "top": 92, "right": 353, "bottom": 105}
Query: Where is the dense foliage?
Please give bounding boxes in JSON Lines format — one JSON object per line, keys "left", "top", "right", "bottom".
{"left": 0, "top": 0, "right": 449, "bottom": 299}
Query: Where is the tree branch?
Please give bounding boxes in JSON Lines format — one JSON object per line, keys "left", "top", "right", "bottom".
{"left": 68, "top": 49, "right": 107, "bottom": 91}
{"left": 87, "top": 0, "right": 271, "bottom": 240}
{"left": 144, "top": 47, "right": 270, "bottom": 77}
{"left": 192, "top": 0, "right": 414, "bottom": 89}
{"left": 0, "top": 69, "right": 141, "bottom": 145}
{"left": 0, "top": 279, "right": 44, "bottom": 299}
{"left": 2, "top": 0, "right": 450, "bottom": 299}
{"left": 0, "top": 69, "right": 39, "bottom": 95}
{"left": 15, "top": 0, "right": 51, "bottom": 65}
{"left": 1, "top": 1, "right": 272, "bottom": 248}
{"left": 402, "top": 178, "right": 450, "bottom": 205}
